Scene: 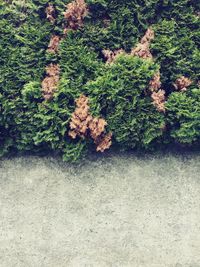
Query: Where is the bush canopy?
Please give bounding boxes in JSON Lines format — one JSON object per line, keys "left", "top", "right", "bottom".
{"left": 0, "top": 0, "right": 200, "bottom": 160}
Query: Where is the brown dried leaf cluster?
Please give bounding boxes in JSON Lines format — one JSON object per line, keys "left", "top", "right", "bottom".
{"left": 47, "top": 35, "right": 61, "bottom": 53}
{"left": 149, "top": 71, "right": 162, "bottom": 93}
{"left": 42, "top": 64, "right": 60, "bottom": 101}
{"left": 148, "top": 71, "right": 166, "bottom": 112}
{"left": 102, "top": 49, "right": 125, "bottom": 64}
{"left": 43, "top": 6, "right": 61, "bottom": 101}
{"left": 89, "top": 118, "right": 107, "bottom": 140}
{"left": 140, "top": 28, "right": 155, "bottom": 44}
{"left": 102, "top": 28, "right": 154, "bottom": 63}
{"left": 45, "top": 4, "right": 56, "bottom": 24}
{"left": 69, "top": 95, "right": 112, "bottom": 152}
{"left": 151, "top": 90, "right": 166, "bottom": 113}
{"left": 96, "top": 132, "right": 112, "bottom": 152}
{"left": 69, "top": 95, "right": 92, "bottom": 138}
{"left": 64, "top": 0, "right": 88, "bottom": 31}
{"left": 174, "top": 76, "right": 192, "bottom": 92}
{"left": 131, "top": 28, "right": 154, "bottom": 59}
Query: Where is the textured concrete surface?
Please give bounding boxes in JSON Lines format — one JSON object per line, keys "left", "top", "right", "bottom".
{"left": 0, "top": 152, "right": 200, "bottom": 267}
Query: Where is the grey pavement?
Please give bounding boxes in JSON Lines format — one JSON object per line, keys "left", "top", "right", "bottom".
{"left": 0, "top": 152, "right": 200, "bottom": 267}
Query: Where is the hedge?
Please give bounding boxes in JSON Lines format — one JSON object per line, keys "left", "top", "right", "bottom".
{"left": 0, "top": 0, "right": 199, "bottom": 160}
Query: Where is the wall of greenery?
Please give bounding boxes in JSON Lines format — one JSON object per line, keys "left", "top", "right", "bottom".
{"left": 0, "top": 0, "right": 199, "bottom": 160}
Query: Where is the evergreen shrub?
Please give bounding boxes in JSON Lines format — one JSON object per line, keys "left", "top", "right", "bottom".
{"left": 0, "top": 0, "right": 199, "bottom": 160}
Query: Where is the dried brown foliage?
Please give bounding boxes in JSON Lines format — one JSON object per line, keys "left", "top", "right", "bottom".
{"left": 131, "top": 42, "right": 152, "bottom": 59}
{"left": 64, "top": 0, "right": 88, "bottom": 31}
{"left": 96, "top": 132, "right": 113, "bottom": 152}
{"left": 89, "top": 118, "right": 112, "bottom": 152}
{"left": 174, "top": 76, "right": 192, "bottom": 92}
{"left": 45, "top": 4, "right": 56, "bottom": 24}
{"left": 45, "top": 64, "right": 60, "bottom": 76}
{"left": 131, "top": 28, "right": 154, "bottom": 59}
{"left": 69, "top": 95, "right": 112, "bottom": 152}
{"left": 42, "top": 64, "right": 60, "bottom": 101}
{"left": 148, "top": 72, "right": 166, "bottom": 112}
{"left": 151, "top": 90, "right": 166, "bottom": 112}
{"left": 89, "top": 118, "right": 107, "bottom": 140}
{"left": 149, "top": 71, "right": 161, "bottom": 93}
{"left": 140, "top": 28, "right": 155, "bottom": 44}
{"left": 102, "top": 49, "right": 125, "bottom": 64}
{"left": 69, "top": 95, "right": 92, "bottom": 138}
{"left": 47, "top": 35, "right": 61, "bottom": 53}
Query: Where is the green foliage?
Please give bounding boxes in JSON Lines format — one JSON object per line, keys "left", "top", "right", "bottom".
{"left": 0, "top": 0, "right": 200, "bottom": 160}
{"left": 0, "top": 3, "right": 52, "bottom": 95}
{"left": 166, "top": 89, "right": 200, "bottom": 144}
{"left": 84, "top": 55, "right": 165, "bottom": 149}
{"left": 151, "top": 19, "right": 200, "bottom": 87}
{"left": 1, "top": 79, "right": 88, "bottom": 161}
{"left": 59, "top": 35, "right": 104, "bottom": 90}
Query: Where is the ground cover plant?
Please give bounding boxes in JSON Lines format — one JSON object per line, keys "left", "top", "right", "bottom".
{"left": 0, "top": 0, "right": 200, "bottom": 161}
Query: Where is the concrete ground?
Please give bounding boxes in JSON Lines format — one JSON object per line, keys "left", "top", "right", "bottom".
{"left": 0, "top": 152, "right": 200, "bottom": 267}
